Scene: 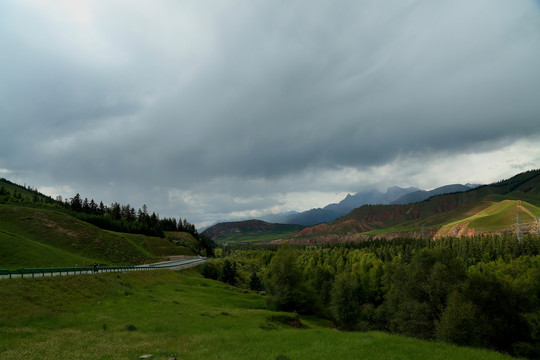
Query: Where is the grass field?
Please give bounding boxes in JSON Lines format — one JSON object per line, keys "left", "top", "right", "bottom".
{"left": 0, "top": 268, "right": 514, "bottom": 360}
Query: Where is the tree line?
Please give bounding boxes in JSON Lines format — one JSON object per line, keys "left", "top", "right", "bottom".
{"left": 201, "top": 235, "right": 540, "bottom": 359}
{"left": 66, "top": 193, "right": 193, "bottom": 236}
{"left": 65, "top": 193, "right": 215, "bottom": 256}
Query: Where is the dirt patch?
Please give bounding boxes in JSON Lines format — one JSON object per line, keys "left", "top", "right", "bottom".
{"left": 518, "top": 205, "right": 539, "bottom": 223}
{"left": 40, "top": 217, "right": 79, "bottom": 238}
{"left": 261, "top": 315, "right": 306, "bottom": 330}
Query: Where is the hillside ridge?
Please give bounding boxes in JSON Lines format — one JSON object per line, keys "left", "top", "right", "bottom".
{"left": 202, "top": 219, "right": 304, "bottom": 244}
{"left": 287, "top": 169, "right": 540, "bottom": 243}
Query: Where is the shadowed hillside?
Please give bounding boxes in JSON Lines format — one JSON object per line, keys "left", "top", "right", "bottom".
{"left": 202, "top": 219, "right": 304, "bottom": 244}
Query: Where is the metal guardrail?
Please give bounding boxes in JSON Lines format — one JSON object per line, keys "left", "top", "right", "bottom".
{"left": 0, "top": 258, "right": 206, "bottom": 279}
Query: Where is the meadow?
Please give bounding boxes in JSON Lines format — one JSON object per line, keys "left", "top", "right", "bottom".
{"left": 0, "top": 268, "right": 515, "bottom": 360}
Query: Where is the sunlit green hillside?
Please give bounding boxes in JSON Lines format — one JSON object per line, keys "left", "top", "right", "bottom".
{"left": 435, "top": 200, "right": 540, "bottom": 237}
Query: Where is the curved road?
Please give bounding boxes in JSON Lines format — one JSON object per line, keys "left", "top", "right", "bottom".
{"left": 141, "top": 257, "right": 207, "bottom": 270}
{"left": 0, "top": 257, "right": 206, "bottom": 280}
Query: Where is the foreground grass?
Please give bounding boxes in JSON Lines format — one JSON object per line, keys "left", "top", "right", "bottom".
{"left": 0, "top": 269, "right": 514, "bottom": 360}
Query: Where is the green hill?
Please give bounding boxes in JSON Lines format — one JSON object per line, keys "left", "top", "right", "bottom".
{"left": 0, "top": 178, "right": 59, "bottom": 207}
{"left": 0, "top": 269, "right": 514, "bottom": 360}
{"left": 0, "top": 205, "right": 192, "bottom": 269}
{"left": 435, "top": 200, "right": 540, "bottom": 237}
{"left": 202, "top": 219, "right": 305, "bottom": 244}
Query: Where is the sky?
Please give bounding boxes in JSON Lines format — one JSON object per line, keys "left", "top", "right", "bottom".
{"left": 1, "top": 0, "right": 540, "bottom": 228}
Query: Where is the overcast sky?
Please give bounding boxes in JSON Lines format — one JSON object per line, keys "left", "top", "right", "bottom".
{"left": 1, "top": 0, "right": 540, "bottom": 228}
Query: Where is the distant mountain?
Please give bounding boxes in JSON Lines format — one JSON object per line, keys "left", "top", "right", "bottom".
{"left": 282, "top": 208, "right": 340, "bottom": 226}
{"left": 201, "top": 219, "right": 305, "bottom": 244}
{"left": 261, "top": 186, "right": 419, "bottom": 226}
{"left": 324, "top": 186, "right": 419, "bottom": 213}
{"left": 259, "top": 211, "right": 299, "bottom": 224}
{"left": 391, "top": 184, "right": 474, "bottom": 205}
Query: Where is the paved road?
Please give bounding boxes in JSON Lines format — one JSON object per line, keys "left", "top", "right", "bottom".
{"left": 0, "top": 257, "right": 206, "bottom": 280}
{"left": 140, "top": 257, "right": 207, "bottom": 270}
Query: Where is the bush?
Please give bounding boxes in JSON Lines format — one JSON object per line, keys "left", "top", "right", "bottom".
{"left": 200, "top": 260, "right": 221, "bottom": 280}
{"left": 249, "top": 271, "right": 264, "bottom": 291}
{"left": 219, "top": 259, "right": 237, "bottom": 286}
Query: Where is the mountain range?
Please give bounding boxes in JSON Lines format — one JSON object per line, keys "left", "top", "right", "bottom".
{"left": 259, "top": 184, "right": 478, "bottom": 226}
{"left": 203, "top": 170, "right": 540, "bottom": 243}
{"left": 391, "top": 184, "right": 478, "bottom": 205}
{"left": 288, "top": 170, "right": 540, "bottom": 243}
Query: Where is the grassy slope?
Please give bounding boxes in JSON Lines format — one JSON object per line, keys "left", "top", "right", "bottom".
{"left": 164, "top": 231, "right": 198, "bottom": 255}
{"left": 468, "top": 200, "right": 538, "bottom": 229}
{"left": 121, "top": 232, "right": 195, "bottom": 258}
{"left": 0, "top": 205, "right": 192, "bottom": 269}
{"left": 0, "top": 269, "right": 513, "bottom": 360}
{"left": 436, "top": 200, "right": 540, "bottom": 236}
{"left": 0, "top": 178, "right": 50, "bottom": 200}
{"left": 0, "top": 228, "right": 96, "bottom": 269}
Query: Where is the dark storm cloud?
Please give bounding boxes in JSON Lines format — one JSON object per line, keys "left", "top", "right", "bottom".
{"left": 140, "top": 0, "right": 540, "bottom": 182}
{"left": 1, "top": 0, "right": 540, "bottom": 225}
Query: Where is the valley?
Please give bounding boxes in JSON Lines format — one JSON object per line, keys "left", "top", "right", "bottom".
{"left": 1, "top": 170, "right": 539, "bottom": 359}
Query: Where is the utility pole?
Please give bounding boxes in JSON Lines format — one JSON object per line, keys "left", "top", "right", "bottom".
{"left": 516, "top": 212, "right": 522, "bottom": 241}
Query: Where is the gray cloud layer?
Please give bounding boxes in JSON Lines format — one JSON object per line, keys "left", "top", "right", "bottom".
{"left": 1, "top": 0, "right": 540, "bottom": 225}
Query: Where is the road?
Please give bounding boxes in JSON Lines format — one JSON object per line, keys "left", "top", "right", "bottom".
{"left": 140, "top": 257, "right": 207, "bottom": 270}
{"left": 0, "top": 257, "right": 206, "bottom": 280}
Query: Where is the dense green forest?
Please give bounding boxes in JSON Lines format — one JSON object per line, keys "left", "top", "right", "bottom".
{"left": 201, "top": 236, "right": 540, "bottom": 359}
{"left": 0, "top": 178, "right": 215, "bottom": 256}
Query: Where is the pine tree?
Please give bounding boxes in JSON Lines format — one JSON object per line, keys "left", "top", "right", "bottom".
{"left": 71, "top": 193, "right": 82, "bottom": 212}
{"left": 219, "top": 260, "right": 237, "bottom": 286}
{"left": 82, "top": 198, "right": 90, "bottom": 213}
{"left": 249, "top": 271, "right": 263, "bottom": 291}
